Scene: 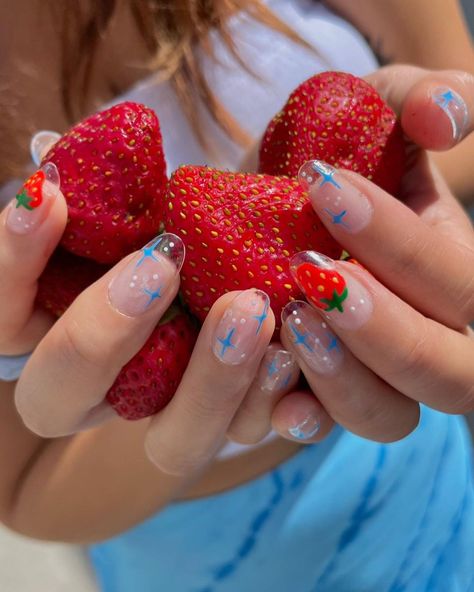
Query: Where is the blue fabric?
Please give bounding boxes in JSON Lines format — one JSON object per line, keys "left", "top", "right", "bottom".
{"left": 89, "top": 408, "right": 474, "bottom": 591}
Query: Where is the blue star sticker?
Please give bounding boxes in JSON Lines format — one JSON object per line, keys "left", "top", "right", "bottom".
{"left": 326, "top": 335, "right": 340, "bottom": 352}
{"left": 290, "top": 323, "right": 314, "bottom": 353}
{"left": 253, "top": 300, "right": 269, "bottom": 335}
{"left": 135, "top": 237, "right": 162, "bottom": 269}
{"left": 312, "top": 162, "right": 341, "bottom": 189}
{"left": 267, "top": 358, "right": 279, "bottom": 377}
{"left": 435, "top": 90, "right": 455, "bottom": 110}
{"left": 143, "top": 287, "right": 162, "bottom": 306}
{"left": 217, "top": 328, "right": 237, "bottom": 357}
{"left": 324, "top": 208, "right": 350, "bottom": 229}
{"left": 282, "top": 373, "right": 293, "bottom": 388}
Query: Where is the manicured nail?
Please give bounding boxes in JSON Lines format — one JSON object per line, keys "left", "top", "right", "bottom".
{"left": 6, "top": 163, "right": 60, "bottom": 235}
{"left": 108, "top": 233, "right": 184, "bottom": 317}
{"left": 213, "top": 289, "right": 270, "bottom": 366}
{"left": 257, "top": 347, "right": 298, "bottom": 392}
{"left": 431, "top": 87, "right": 469, "bottom": 142}
{"left": 30, "top": 131, "right": 61, "bottom": 166}
{"left": 290, "top": 251, "right": 373, "bottom": 331}
{"left": 288, "top": 415, "right": 320, "bottom": 440}
{"left": 299, "top": 160, "right": 373, "bottom": 234}
{"left": 281, "top": 300, "right": 343, "bottom": 374}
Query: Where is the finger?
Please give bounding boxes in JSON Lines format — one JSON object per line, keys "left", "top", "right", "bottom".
{"left": 271, "top": 391, "right": 334, "bottom": 443}
{"left": 0, "top": 164, "right": 67, "bottom": 354}
{"left": 299, "top": 161, "right": 474, "bottom": 329}
{"left": 226, "top": 344, "right": 300, "bottom": 444}
{"left": 145, "top": 290, "right": 275, "bottom": 475}
{"left": 366, "top": 65, "right": 474, "bottom": 150}
{"left": 15, "top": 233, "right": 184, "bottom": 437}
{"left": 280, "top": 300, "right": 420, "bottom": 442}
{"left": 290, "top": 252, "right": 474, "bottom": 415}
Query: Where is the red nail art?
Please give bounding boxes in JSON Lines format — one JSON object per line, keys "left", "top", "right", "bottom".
{"left": 15, "top": 170, "right": 46, "bottom": 211}
{"left": 295, "top": 262, "right": 348, "bottom": 313}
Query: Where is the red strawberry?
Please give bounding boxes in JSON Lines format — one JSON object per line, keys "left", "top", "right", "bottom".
{"left": 42, "top": 102, "right": 167, "bottom": 264}
{"left": 165, "top": 166, "right": 343, "bottom": 325}
{"left": 15, "top": 170, "right": 45, "bottom": 210}
{"left": 106, "top": 307, "right": 198, "bottom": 420}
{"left": 36, "top": 249, "right": 111, "bottom": 317}
{"left": 295, "top": 262, "right": 348, "bottom": 312}
{"left": 259, "top": 71, "right": 407, "bottom": 195}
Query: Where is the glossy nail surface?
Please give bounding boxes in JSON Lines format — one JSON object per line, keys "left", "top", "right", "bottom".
{"left": 30, "top": 131, "right": 61, "bottom": 167}
{"left": 299, "top": 160, "right": 373, "bottom": 234}
{"left": 213, "top": 290, "right": 270, "bottom": 366}
{"left": 108, "top": 233, "right": 184, "bottom": 317}
{"left": 431, "top": 87, "right": 469, "bottom": 141}
{"left": 257, "top": 347, "right": 297, "bottom": 392}
{"left": 6, "top": 163, "right": 60, "bottom": 234}
{"left": 290, "top": 251, "right": 373, "bottom": 331}
{"left": 282, "top": 300, "right": 343, "bottom": 375}
{"left": 288, "top": 415, "right": 320, "bottom": 440}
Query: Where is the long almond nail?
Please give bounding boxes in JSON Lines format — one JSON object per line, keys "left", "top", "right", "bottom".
{"left": 6, "top": 163, "right": 60, "bottom": 234}
{"left": 257, "top": 347, "right": 298, "bottom": 392}
{"left": 299, "top": 160, "right": 373, "bottom": 234}
{"left": 281, "top": 300, "right": 343, "bottom": 375}
{"left": 290, "top": 251, "right": 373, "bottom": 331}
{"left": 213, "top": 289, "right": 270, "bottom": 366}
{"left": 431, "top": 87, "right": 469, "bottom": 142}
{"left": 108, "top": 233, "right": 184, "bottom": 317}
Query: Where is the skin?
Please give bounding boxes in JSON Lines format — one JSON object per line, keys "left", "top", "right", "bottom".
{"left": 0, "top": 0, "right": 473, "bottom": 544}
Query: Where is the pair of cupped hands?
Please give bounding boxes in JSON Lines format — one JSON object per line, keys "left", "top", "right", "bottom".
{"left": 2, "top": 65, "right": 474, "bottom": 476}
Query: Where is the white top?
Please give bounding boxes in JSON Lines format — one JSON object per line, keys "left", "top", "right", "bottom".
{"left": 0, "top": 0, "right": 378, "bottom": 459}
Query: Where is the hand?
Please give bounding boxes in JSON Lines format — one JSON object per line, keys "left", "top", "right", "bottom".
{"left": 277, "top": 67, "right": 474, "bottom": 443}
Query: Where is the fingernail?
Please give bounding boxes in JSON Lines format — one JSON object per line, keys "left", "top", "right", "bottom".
{"left": 288, "top": 415, "right": 320, "bottom": 440}
{"left": 30, "top": 131, "right": 61, "bottom": 166}
{"left": 431, "top": 87, "right": 469, "bottom": 142}
{"left": 257, "top": 347, "right": 298, "bottom": 392}
{"left": 290, "top": 251, "right": 373, "bottom": 331}
{"left": 108, "top": 233, "right": 184, "bottom": 317}
{"left": 213, "top": 289, "right": 270, "bottom": 366}
{"left": 281, "top": 300, "right": 343, "bottom": 374}
{"left": 299, "top": 160, "right": 373, "bottom": 234}
{"left": 6, "top": 163, "right": 60, "bottom": 235}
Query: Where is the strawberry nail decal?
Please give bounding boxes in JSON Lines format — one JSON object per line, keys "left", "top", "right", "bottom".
{"left": 15, "top": 170, "right": 45, "bottom": 210}
{"left": 295, "top": 261, "right": 348, "bottom": 313}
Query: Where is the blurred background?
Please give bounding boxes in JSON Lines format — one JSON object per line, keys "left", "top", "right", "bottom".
{"left": 463, "top": 0, "right": 474, "bottom": 34}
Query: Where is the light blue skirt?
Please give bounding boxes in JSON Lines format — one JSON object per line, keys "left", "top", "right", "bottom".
{"left": 89, "top": 407, "right": 474, "bottom": 591}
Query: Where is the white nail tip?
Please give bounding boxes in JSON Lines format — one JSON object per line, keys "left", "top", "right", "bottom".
{"left": 30, "top": 131, "right": 61, "bottom": 166}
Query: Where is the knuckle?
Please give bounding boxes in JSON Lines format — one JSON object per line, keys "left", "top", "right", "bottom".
{"left": 389, "top": 318, "right": 433, "bottom": 383}
{"left": 389, "top": 231, "right": 430, "bottom": 279}
{"left": 145, "top": 433, "right": 211, "bottom": 476}
{"left": 446, "top": 383, "right": 474, "bottom": 415}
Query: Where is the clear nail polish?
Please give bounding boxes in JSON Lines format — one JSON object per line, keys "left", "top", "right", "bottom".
{"left": 290, "top": 251, "right": 373, "bottom": 331}
{"left": 288, "top": 415, "right": 320, "bottom": 440}
{"left": 213, "top": 289, "right": 270, "bottom": 366}
{"left": 6, "top": 163, "right": 60, "bottom": 235}
{"left": 257, "top": 348, "right": 297, "bottom": 392}
{"left": 30, "top": 131, "right": 61, "bottom": 167}
{"left": 299, "top": 160, "right": 373, "bottom": 234}
{"left": 108, "top": 233, "right": 185, "bottom": 317}
{"left": 431, "top": 87, "right": 469, "bottom": 142}
{"left": 281, "top": 300, "right": 343, "bottom": 375}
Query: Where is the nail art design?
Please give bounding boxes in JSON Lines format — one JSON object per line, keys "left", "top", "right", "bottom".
{"left": 6, "top": 163, "right": 60, "bottom": 234}
{"left": 108, "top": 233, "right": 184, "bottom": 317}
{"left": 299, "top": 160, "right": 373, "bottom": 234}
{"left": 258, "top": 348, "right": 297, "bottom": 392}
{"left": 290, "top": 251, "right": 373, "bottom": 331}
{"left": 282, "top": 300, "right": 344, "bottom": 374}
{"left": 432, "top": 87, "right": 469, "bottom": 142}
{"left": 213, "top": 290, "right": 270, "bottom": 365}
{"left": 288, "top": 416, "right": 320, "bottom": 440}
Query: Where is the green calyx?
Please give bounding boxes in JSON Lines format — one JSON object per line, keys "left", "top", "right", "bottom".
{"left": 320, "top": 286, "right": 348, "bottom": 313}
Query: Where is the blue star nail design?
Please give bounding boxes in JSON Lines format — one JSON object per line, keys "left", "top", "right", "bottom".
{"left": 217, "top": 328, "right": 237, "bottom": 357}
{"left": 434, "top": 90, "right": 456, "bottom": 110}
{"left": 267, "top": 358, "right": 279, "bottom": 377}
{"left": 135, "top": 237, "right": 162, "bottom": 269}
{"left": 324, "top": 208, "right": 350, "bottom": 229}
{"left": 282, "top": 373, "right": 293, "bottom": 389}
{"left": 326, "top": 335, "right": 340, "bottom": 352}
{"left": 312, "top": 162, "right": 341, "bottom": 189}
{"left": 290, "top": 323, "right": 314, "bottom": 353}
{"left": 143, "top": 287, "right": 162, "bottom": 306}
{"left": 253, "top": 299, "right": 269, "bottom": 334}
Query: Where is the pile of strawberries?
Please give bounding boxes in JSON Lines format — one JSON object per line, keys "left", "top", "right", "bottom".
{"left": 36, "top": 72, "right": 407, "bottom": 420}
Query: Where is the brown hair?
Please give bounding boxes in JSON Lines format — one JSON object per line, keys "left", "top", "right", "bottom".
{"left": 56, "top": 0, "right": 308, "bottom": 150}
